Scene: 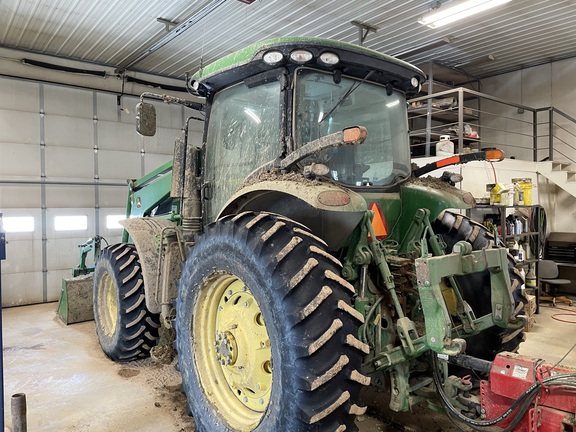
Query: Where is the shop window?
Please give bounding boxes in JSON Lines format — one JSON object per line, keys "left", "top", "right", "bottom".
{"left": 2, "top": 216, "right": 34, "bottom": 233}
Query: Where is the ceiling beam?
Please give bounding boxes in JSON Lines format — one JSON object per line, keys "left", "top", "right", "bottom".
{"left": 351, "top": 20, "right": 378, "bottom": 46}
{"left": 115, "top": 0, "right": 228, "bottom": 74}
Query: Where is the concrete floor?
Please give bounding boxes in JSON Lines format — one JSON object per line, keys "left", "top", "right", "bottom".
{"left": 2, "top": 301, "right": 576, "bottom": 432}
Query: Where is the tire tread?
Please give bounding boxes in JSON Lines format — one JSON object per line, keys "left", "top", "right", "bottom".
{"left": 93, "top": 243, "right": 160, "bottom": 362}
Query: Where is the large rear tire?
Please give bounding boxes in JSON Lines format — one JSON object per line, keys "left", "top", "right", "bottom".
{"left": 176, "top": 212, "right": 370, "bottom": 432}
{"left": 93, "top": 243, "right": 160, "bottom": 362}
{"left": 432, "top": 211, "right": 526, "bottom": 359}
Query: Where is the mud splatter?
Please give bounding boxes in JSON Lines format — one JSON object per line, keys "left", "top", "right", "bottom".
{"left": 117, "top": 368, "right": 140, "bottom": 378}
{"left": 3, "top": 343, "right": 44, "bottom": 351}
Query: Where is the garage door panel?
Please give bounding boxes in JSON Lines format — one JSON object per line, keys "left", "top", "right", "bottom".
{"left": 44, "top": 86, "right": 92, "bottom": 119}
{"left": 98, "top": 186, "right": 127, "bottom": 208}
{"left": 0, "top": 109, "right": 40, "bottom": 144}
{"left": 45, "top": 115, "right": 94, "bottom": 149}
{"left": 1, "top": 238, "right": 42, "bottom": 274}
{"left": 0, "top": 185, "right": 41, "bottom": 208}
{"left": 98, "top": 120, "right": 142, "bottom": 151}
{"left": 0, "top": 78, "right": 39, "bottom": 112}
{"left": 2, "top": 272, "right": 44, "bottom": 307}
{"left": 45, "top": 146, "right": 93, "bottom": 179}
{"left": 0, "top": 142, "right": 40, "bottom": 177}
{"left": 145, "top": 153, "right": 172, "bottom": 173}
{"left": 46, "top": 184, "right": 95, "bottom": 208}
{"left": 98, "top": 149, "right": 141, "bottom": 180}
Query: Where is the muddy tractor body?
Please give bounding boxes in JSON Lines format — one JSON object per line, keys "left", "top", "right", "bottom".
{"left": 91, "top": 38, "right": 576, "bottom": 431}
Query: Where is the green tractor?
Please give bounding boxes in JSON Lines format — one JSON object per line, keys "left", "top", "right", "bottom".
{"left": 92, "top": 37, "right": 526, "bottom": 431}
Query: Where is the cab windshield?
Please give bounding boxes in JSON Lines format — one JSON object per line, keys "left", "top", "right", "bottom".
{"left": 293, "top": 68, "right": 411, "bottom": 187}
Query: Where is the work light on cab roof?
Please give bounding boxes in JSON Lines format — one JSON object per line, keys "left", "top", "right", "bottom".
{"left": 186, "top": 37, "right": 426, "bottom": 98}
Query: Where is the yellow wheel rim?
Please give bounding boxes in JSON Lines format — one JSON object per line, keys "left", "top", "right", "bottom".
{"left": 98, "top": 272, "right": 119, "bottom": 337}
{"left": 193, "top": 272, "right": 272, "bottom": 431}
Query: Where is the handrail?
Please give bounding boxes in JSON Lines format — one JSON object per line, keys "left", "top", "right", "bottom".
{"left": 408, "top": 87, "right": 576, "bottom": 166}
{"left": 409, "top": 87, "right": 537, "bottom": 113}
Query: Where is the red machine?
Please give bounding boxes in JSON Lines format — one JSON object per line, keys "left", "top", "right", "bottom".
{"left": 433, "top": 351, "right": 576, "bottom": 431}
{"left": 481, "top": 353, "right": 576, "bottom": 431}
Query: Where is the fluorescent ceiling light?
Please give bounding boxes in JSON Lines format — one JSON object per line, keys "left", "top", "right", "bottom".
{"left": 419, "top": 0, "right": 512, "bottom": 29}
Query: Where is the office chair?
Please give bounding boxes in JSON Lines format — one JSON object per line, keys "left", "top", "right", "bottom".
{"left": 539, "top": 259, "right": 573, "bottom": 306}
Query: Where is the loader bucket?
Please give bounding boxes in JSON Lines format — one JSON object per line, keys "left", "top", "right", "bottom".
{"left": 57, "top": 274, "right": 94, "bottom": 324}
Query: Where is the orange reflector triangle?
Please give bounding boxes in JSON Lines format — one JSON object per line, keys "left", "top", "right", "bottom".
{"left": 368, "top": 202, "right": 388, "bottom": 241}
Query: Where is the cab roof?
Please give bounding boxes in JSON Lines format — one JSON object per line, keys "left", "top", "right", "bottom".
{"left": 190, "top": 37, "right": 426, "bottom": 97}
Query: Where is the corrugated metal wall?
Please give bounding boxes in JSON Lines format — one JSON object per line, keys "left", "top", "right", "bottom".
{"left": 0, "top": 77, "right": 201, "bottom": 306}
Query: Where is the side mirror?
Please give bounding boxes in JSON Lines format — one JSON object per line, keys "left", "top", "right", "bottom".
{"left": 136, "top": 102, "right": 157, "bottom": 136}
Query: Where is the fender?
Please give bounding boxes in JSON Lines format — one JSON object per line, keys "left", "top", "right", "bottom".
{"left": 119, "top": 217, "right": 183, "bottom": 314}
{"left": 393, "top": 181, "right": 476, "bottom": 239}
{"left": 218, "top": 178, "right": 367, "bottom": 251}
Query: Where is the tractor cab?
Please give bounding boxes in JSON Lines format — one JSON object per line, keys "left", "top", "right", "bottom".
{"left": 187, "top": 37, "right": 425, "bottom": 221}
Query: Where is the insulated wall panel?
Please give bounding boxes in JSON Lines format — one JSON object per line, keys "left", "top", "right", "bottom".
{"left": 1, "top": 239, "right": 42, "bottom": 274}
{"left": 98, "top": 119, "right": 142, "bottom": 152}
{"left": 45, "top": 115, "right": 94, "bottom": 149}
{"left": 0, "top": 78, "right": 38, "bottom": 112}
{"left": 0, "top": 185, "right": 41, "bottom": 208}
{"left": 44, "top": 86, "right": 93, "bottom": 118}
{"left": 0, "top": 143, "right": 40, "bottom": 177}
{"left": 552, "top": 59, "right": 576, "bottom": 115}
{"left": 98, "top": 149, "right": 142, "bottom": 181}
{"left": 98, "top": 186, "right": 128, "bottom": 208}
{"left": 46, "top": 184, "right": 95, "bottom": 208}
{"left": 2, "top": 272, "right": 44, "bottom": 306}
{"left": 45, "top": 147, "right": 94, "bottom": 179}
{"left": 145, "top": 153, "right": 173, "bottom": 173}
{"left": 96, "top": 93, "right": 136, "bottom": 123}
{"left": 0, "top": 109, "right": 39, "bottom": 144}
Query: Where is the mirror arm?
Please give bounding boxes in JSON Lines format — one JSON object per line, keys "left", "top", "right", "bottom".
{"left": 140, "top": 92, "right": 204, "bottom": 111}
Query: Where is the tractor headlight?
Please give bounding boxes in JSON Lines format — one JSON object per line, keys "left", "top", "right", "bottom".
{"left": 263, "top": 50, "right": 284, "bottom": 65}
{"left": 319, "top": 52, "right": 339, "bottom": 65}
{"left": 290, "top": 49, "right": 313, "bottom": 63}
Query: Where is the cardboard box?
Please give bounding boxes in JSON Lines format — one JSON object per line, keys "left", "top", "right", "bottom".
{"left": 526, "top": 294, "right": 537, "bottom": 316}
{"left": 524, "top": 294, "right": 537, "bottom": 332}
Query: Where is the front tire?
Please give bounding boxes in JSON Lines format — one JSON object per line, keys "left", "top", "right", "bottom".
{"left": 93, "top": 243, "right": 160, "bottom": 362}
{"left": 176, "top": 212, "right": 370, "bottom": 432}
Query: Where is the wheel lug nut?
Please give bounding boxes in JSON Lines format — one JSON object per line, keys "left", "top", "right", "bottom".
{"left": 243, "top": 397, "right": 248, "bottom": 403}
{"left": 259, "top": 398, "right": 264, "bottom": 405}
